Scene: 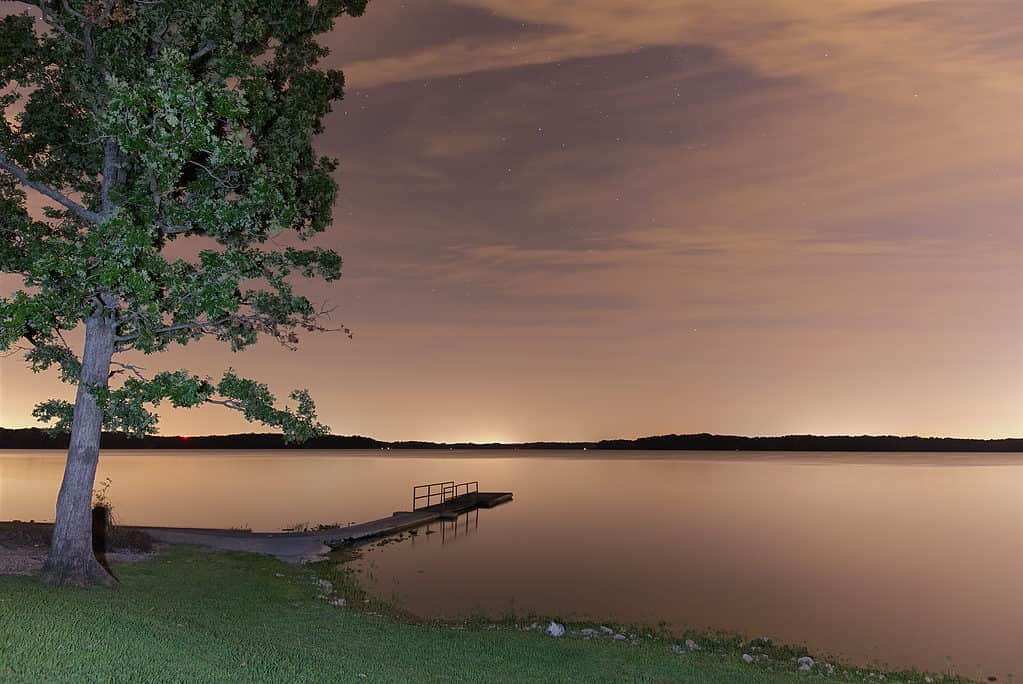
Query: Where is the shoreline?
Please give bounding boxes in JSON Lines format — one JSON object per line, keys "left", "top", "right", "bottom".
{"left": 3, "top": 427, "right": 1022, "bottom": 453}
{"left": 325, "top": 536, "right": 1002, "bottom": 683}
{"left": 0, "top": 540, "right": 983, "bottom": 684}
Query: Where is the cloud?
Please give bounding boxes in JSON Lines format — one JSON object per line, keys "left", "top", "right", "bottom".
{"left": 3, "top": 0, "right": 1021, "bottom": 440}
{"left": 338, "top": 0, "right": 1022, "bottom": 101}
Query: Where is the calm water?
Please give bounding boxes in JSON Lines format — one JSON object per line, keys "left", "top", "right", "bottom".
{"left": 2, "top": 449, "right": 1021, "bottom": 679}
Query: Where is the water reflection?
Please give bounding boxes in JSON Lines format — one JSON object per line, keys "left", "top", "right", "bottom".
{"left": 2, "top": 449, "right": 1021, "bottom": 679}
{"left": 433, "top": 509, "right": 479, "bottom": 546}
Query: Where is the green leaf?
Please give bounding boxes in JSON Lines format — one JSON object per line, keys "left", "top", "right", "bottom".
{"left": 1, "top": 1, "right": 361, "bottom": 441}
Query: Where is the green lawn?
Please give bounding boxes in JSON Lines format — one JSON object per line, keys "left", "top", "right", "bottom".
{"left": 0, "top": 547, "right": 958, "bottom": 683}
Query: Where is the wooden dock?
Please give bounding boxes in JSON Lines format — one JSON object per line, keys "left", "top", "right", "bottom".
{"left": 322, "top": 490, "right": 512, "bottom": 545}
{"left": 139, "top": 483, "right": 512, "bottom": 562}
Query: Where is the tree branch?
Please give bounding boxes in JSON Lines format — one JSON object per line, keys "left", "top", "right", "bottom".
{"left": 99, "top": 137, "right": 122, "bottom": 217}
{"left": 0, "top": 152, "right": 102, "bottom": 224}
{"left": 114, "top": 304, "right": 349, "bottom": 347}
{"left": 205, "top": 397, "right": 244, "bottom": 411}
{"left": 0, "top": 344, "right": 32, "bottom": 359}
{"left": 92, "top": 0, "right": 118, "bottom": 28}
{"left": 59, "top": 0, "right": 86, "bottom": 22}
{"left": 109, "top": 360, "right": 147, "bottom": 381}
{"left": 33, "top": 2, "right": 87, "bottom": 48}
{"left": 187, "top": 159, "right": 235, "bottom": 188}
{"left": 159, "top": 223, "right": 194, "bottom": 235}
{"left": 190, "top": 43, "right": 217, "bottom": 62}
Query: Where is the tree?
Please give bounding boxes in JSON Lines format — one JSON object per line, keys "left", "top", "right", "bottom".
{"left": 0, "top": 0, "right": 366, "bottom": 586}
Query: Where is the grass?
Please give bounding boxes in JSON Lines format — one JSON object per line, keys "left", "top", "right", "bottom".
{"left": 0, "top": 547, "right": 970, "bottom": 683}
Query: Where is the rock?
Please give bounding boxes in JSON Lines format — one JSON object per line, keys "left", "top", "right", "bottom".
{"left": 671, "top": 644, "right": 686, "bottom": 655}
{"left": 612, "top": 634, "right": 627, "bottom": 641}
{"left": 316, "top": 579, "right": 333, "bottom": 592}
{"left": 685, "top": 639, "right": 700, "bottom": 651}
{"left": 742, "top": 654, "right": 754, "bottom": 664}
{"left": 579, "top": 628, "right": 598, "bottom": 637}
{"left": 274, "top": 572, "right": 284, "bottom": 578}
{"left": 546, "top": 621, "right": 566, "bottom": 638}
{"left": 600, "top": 626, "right": 615, "bottom": 635}
{"left": 329, "top": 597, "right": 346, "bottom": 607}
{"left": 797, "top": 656, "right": 815, "bottom": 671}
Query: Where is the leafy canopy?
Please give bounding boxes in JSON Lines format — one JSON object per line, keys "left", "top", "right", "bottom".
{"left": 0, "top": 0, "right": 365, "bottom": 442}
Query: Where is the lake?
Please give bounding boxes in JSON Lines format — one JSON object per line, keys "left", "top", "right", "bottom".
{"left": 2, "top": 449, "right": 1021, "bottom": 679}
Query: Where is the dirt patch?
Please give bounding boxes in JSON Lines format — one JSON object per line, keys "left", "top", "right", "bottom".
{"left": 0, "top": 521, "right": 52, "bottom": 548}
{"left": 0, "top": 547, "right": 156, "bottom": 577}
{"left": 1, "top": 520, "right": 154, "bottom": 552}
{"left": 0, "top": 547, "right": 48, "bottom": 576}
{"left": 0, "top": 521, "right": 157, "bottom": 576}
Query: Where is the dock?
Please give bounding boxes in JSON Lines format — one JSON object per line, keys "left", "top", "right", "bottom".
{"left": 139, "top": 481, "right": 512, "bottom": 562}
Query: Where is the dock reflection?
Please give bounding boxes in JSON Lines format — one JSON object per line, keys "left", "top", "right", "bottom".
{"left": 413, "top": 508, "right": 479, "bottom": 546}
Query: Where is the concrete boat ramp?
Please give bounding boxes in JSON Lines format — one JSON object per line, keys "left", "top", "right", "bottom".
{"left": 139, "top": 485, "right": 512, "bottom": 563}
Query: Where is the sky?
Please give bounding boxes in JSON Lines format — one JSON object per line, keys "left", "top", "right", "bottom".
{"left": 1, "top": 0, "right": 1021, "bottom": 442}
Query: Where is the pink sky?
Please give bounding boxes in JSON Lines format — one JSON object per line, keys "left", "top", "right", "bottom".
{"left": 2, "top": 1, "right": 1021, "bottom": 441}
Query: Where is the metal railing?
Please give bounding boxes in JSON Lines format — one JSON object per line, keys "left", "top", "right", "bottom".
{"left": 412, "top": 480, "right": 479, "bottom": 510}
{"left": 413, "top": 481, "right": 453, "bottom": 510}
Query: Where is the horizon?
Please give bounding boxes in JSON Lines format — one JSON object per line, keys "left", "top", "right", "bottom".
{"left": 2, "top": 0, "right": 1021, "bottom": 442}
{"left": 2, "top": 424, "right": 1021, "bottom": 445}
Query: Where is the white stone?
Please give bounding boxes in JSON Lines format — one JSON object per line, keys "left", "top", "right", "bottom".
{"left": 546, "top": 621, "right": 566, "bottom": 638}
{"left": 742, "top": 654, "right": 754, "bottom": 664}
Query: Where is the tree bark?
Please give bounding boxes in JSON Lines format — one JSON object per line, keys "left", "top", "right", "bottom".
{"left": 40, "top": 311, "right": 116, "bottom": 587}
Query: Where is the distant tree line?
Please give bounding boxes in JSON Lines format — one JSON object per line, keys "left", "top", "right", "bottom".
{"left": 3, "top": 428, "right": 1021, "bottom": 452}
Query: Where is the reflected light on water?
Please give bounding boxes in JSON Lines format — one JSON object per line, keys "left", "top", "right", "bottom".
{"left": 2, "top": 449, "right": 1021, "bottom": 679}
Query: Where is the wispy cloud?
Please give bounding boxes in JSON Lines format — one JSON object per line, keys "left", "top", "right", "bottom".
{"left": 3, "top": 1, "right": 1020, "bottom": 440}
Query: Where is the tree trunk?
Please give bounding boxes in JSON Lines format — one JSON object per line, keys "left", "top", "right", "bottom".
{"left": 40, "top": 312, "right": 116, "bottom": 587}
